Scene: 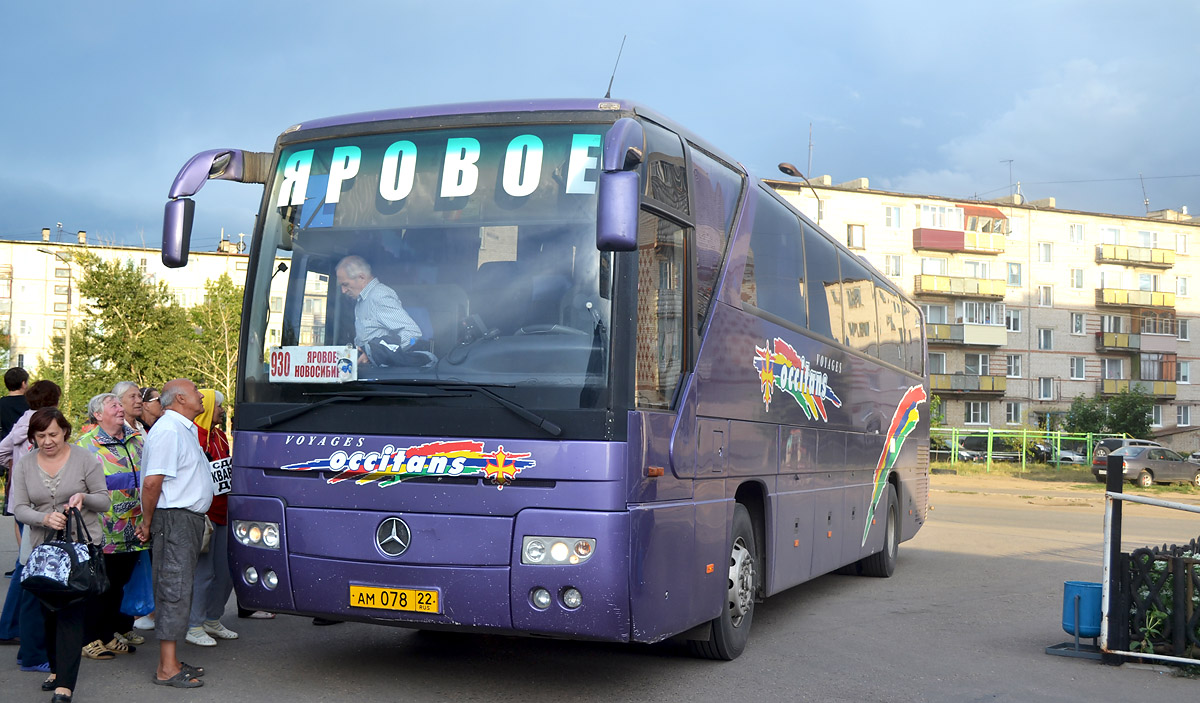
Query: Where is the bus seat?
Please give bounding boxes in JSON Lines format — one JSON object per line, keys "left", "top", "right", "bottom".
{"left": 470, "top": 261, "right": 531, "bottom": 335}
{"left": 394, "top": 284, "right": 467, "bottom": 355}
{"left": 527, "top": 274, "right": 572, "bottom": 326}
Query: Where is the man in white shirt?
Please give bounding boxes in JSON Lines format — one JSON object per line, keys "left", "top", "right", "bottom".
{"left": 135, "top": 378, "right": 212, "bottom": 688}
{"left": 336, "top": 255, "right": 423, "bottom": 365}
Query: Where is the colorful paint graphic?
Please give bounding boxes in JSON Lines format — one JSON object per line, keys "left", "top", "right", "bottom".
{"left": 752, "top": 338, "right": 842, "bottom": 420}
{"left": 280, "top": 440, "right": 535, "bottom": 487}
{"left": 861, "top": 384, "right": 928, "bottom": 546}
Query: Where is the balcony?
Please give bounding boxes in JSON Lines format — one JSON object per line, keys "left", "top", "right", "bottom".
{"left": 928, "top": 323, "right": 1007, "bottom": 346}
{"left": 1095, "top": 332, "right": 1140, "bottom": 353}
{"left": 1095, "top": 244, "right": 1175, "bottom": 269}
{"left": 1095, "top": 288, "right": 1175, "bottom": 309}
{"left": 914, "top": 274, "right": 1006, "bottom": 300}
{"left": 1098, "top": 379, "right": 1177, "bottom": 397}
{"left": 930, "top": 374, "right": 1007, "bottom": 395}
{"left": 912, "top": 228, "right": 1006, "bottom": 255}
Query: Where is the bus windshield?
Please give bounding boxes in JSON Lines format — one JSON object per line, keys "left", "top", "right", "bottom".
{"left": 242, "top": 122, "right": 614, "bottom": 411}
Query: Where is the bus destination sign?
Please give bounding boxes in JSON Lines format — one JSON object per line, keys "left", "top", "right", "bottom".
{"left": 269, "top": 345, "right": 358, "bottom": 383}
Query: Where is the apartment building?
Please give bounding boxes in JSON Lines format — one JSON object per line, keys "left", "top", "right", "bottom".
{"left": 769, "top": 178, "right": 1199, "bottom": 453}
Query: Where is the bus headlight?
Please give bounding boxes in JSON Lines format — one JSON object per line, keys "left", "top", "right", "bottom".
{"left": 233, "top": 520, "right": 281, "bottom": 550}
{"left": 521, "top": 537, "right": 595, "bottom": 565}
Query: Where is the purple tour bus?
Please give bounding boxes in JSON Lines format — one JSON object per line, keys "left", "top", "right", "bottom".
{"left": 161, "top": 99, "right": 929, "bottom": 659}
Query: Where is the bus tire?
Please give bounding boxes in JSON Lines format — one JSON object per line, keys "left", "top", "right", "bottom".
{"left": 689, "top": 504, "right": 756, "bottom": 661}
{"left": 858, "top": 483, "right": 898, "bottom": 578}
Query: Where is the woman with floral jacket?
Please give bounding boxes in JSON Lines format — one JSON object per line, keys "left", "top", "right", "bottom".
{"left": 76, "top": 392, "right": 147, "bottom": 659}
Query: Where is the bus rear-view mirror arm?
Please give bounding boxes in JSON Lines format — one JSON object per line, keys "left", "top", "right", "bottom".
{"left": 596, "top": 117, "right": 644, "bottom": 252}
{"left": 162, "top": 149, "right": 272, "bottom": 268}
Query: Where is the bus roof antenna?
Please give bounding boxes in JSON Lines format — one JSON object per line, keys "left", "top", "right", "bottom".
{"left": 604, "top": 35, "right": 627, "bottom": 99}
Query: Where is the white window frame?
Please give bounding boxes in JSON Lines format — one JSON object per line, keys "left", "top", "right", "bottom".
{"left": 965, "top": 353, "right": 990, "bottom": 376}
{"left": 1038, "top": 285, "right": 1053, "bottom": 307}
{"left": 1137, "top": 230, "right": 1158, "bottom": 249}
{"left": 1038, "top": 242, "right": 1053, "bottom": 262}
{"left": 1071, "top": 313, "right": 1085, "bottom": 335}
{"left": 965, "top": 401, "right": 990, "bottom": 425}
{"left": 920, "top": 204, "right": 964, "bottom": 230}
{"left": 884, "top": 254, "right": 902, "bottom": 277}
{"left": 1006, "top": 309, "right": 1022, "bottom": 333}
{"left": 1179, "top": 319, "right": 1190, "bottom": 341}
{"left": 921, "top": 257, "right": 948, "bottom": 276}
{"left": 928, "top": 352, "right": 947, "bottom": 375}
{"left": 1100, "top": 226, "right": 1121, "bottom": 245}
{"left": 1181, "top": 361, "right": 1191, "bottom": 384}
{"left": 1038, "top": 328, "right": 1053, "bottom": 350}
{"left": 1070, "top": 357, "right": 1086, "bottom": 380}
{"left": 1102, "top": 358, "right": 1123, "bottom": 380}
{"left": 923, "top": 304, "right": 949, "bottom": 324}
{"left": 1177, "top": 233, "right": 1189, "bottom": 254}
{"left": 1039, "top": 377, "right": 1054, "bottom": 400}
{"left": 1006, "top": 354, "right": 1022, "bottom": 378}
{"left": 1178, "top": 277, "right": 1190, "bottom": 297}
{"left": 1151, "top": 405, "right": 1163, "bottom": 428}
{"left": 1006, "top": 401, "right": 1022, "bottom": 425}
{"left": 1178, "top": 405, "right": 1192, "bottom": 427}
{"left": 1069, "top": 223, "right": 1085, "bottom": 243}
{"left": 963, "top": 260, "right": 991, "bottom": 279}
{"left": 1070, "top": 269, "right": 1084, "bottom": 289}
{"left": 847, "top": 224, "right": 865, "bottom": 249}
{"left": 884, "top": 206, "right": 901, "bottom": 229}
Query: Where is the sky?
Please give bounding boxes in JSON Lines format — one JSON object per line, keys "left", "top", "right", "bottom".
{"left": 3, "top": 1, "right": 1199, "bottom": 251}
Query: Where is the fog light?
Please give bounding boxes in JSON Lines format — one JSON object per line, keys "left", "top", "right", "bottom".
{"left": 524, "top": 539, "right": 546, "bottom": 564}
{"left": 263, "top": 570, "right": 278, "bottom": 590}
{"left": 574, "top": 541, "right": 592, "bottom": 558}
{"left": 263, "top": 524, "right": 280, "bottom": 548}
{"left": 244, "top": 566, "right": 258, "bottom": 585}
{"left": 235, "top": 523, "right": 250, "bottom": 542}
{"left": 550, "top": 541, "right": 569, "bottom": 562}
{"left": 531, "top": 587, "right": 551, "bottom": 610}
{"left": 562, "top": 587, "right": 582, "bottom": 610}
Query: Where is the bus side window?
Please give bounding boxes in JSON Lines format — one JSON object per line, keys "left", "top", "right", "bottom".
{"left": 642, "top": 121, "right": 690, "bottom": 215}
{"left": 802, "top": 224, "right": 843, "bottom": 343}
{"left": 876, "top": 284, "right": 904, "bottom": 366}
{"left": 689, "top": 146, "right": 743, "bottom": 329}
{"left": 902, "top": 301, "right": 924, "bottom": 375}
{"left": 635, "top": 210, "right": 688, "bottom": 410}
{"left": 838, "top": 252, "right": 878, "bottom": 358}
{"left": 741, "top": 189, "right": 805, "bottom": 328}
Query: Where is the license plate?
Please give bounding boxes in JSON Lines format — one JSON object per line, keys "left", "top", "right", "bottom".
{"left": 349, "top": 585, "right": 440, "bottom": 613}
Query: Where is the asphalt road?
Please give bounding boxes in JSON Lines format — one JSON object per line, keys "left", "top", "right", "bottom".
{"left": 1, "top": 478, "right": 1197, "bottom": 702}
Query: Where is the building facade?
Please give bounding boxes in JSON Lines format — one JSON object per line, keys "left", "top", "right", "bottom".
{"left": 770, "top": 178, "right": 1199, "bottom": 453}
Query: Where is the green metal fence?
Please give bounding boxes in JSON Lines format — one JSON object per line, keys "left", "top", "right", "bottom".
{"left": 931, "top": 427, "right": 1127, "bottom": 472}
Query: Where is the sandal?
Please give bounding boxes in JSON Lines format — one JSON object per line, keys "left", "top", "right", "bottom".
{"left": 153, "top": 671, "right": 204, "bottom": 688}
{"left": 81, "top": 640, "right": 116, "bottom": 660}
{"left": 180, "top": 661, "right": 205, "bottom": 677}
{"left": 104, "top": 637, "right": 136, "bottom": 654}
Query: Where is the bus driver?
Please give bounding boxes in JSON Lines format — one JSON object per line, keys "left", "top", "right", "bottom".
{"left": 335, "top": 255, "right": 424, "bottom": 366}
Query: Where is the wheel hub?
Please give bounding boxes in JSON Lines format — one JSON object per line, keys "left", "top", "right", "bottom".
{"left": 727, "top": 537, "right": 755, "bottom": 627}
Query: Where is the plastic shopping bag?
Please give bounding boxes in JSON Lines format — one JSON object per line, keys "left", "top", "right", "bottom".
{"left": 120, "top": 550, "right": 154, "bottom": 617}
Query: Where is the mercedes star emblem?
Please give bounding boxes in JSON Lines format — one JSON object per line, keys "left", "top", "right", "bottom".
{"left": 376, "top": 517, "right": 411, "bottom": 557}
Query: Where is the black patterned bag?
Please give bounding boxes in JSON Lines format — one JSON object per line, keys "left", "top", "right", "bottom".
{"left": 21, "top": 507, "right": 109, "bottom": 609}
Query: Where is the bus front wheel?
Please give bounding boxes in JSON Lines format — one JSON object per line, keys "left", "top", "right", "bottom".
{"left": 690, "top": 504, "right": 756, "bottom": 661}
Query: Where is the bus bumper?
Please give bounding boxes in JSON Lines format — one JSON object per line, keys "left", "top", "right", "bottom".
{"left": 228, "top": 496, "right": 631, "bottom": 641}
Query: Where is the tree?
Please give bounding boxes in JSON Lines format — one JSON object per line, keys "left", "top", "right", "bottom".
{"left": 1107, "top": 387, "right": 1154, "bottom": 439}
{"left": 1064, "top": 394, "right": 1107, "bottom": 436}
{"left": 185, "top": 273, "right": 243, "bottom": 411}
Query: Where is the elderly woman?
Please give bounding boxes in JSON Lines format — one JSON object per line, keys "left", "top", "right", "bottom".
{"left": 140, "top": 387, "right": 165, "bottom": 431}
{"left": 76, "top": 392, "right": 147, "bottom": 659}
{"left": 113, "top": 381, "right": 145, "bottom": 435}
{"left": 12, "top": 408, "right": 110, "bottom": 702}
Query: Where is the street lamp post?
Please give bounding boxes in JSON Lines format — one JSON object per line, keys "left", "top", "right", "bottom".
{"left": 38, "top": 247, "right": 73, "bottom": 409}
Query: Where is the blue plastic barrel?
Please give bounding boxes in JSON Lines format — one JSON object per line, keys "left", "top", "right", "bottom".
{"left": 1062, "top": 581, "right": 1102, "bottom": 638}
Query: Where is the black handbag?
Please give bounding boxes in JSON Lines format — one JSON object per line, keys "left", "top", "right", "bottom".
{"left": 21, "top": 507, "right": 109, "bottom": 609}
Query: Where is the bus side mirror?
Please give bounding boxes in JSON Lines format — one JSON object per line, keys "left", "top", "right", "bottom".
{"left": 596, "top": 117, "right": 644, "bottom": 252}
{"left": 162, "top": 149, "right": 271, "bottom": 268}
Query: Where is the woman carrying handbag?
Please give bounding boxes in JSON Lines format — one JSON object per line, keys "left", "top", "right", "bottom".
{"left": 12, "top": 408, "right": 110, "bottom": 703}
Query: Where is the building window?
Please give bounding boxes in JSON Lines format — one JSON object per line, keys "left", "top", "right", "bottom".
{"left": 1100, "top": 227, "right": 1121, "bottom": 245}
{"left": 236, "top": 261, "right": 249, "bottom": 271}
{"left": 958, "top": 301, "right": 1004, "bottom": 325}
{"left": 1006, "top": 309, "right": 1022, "bottom": 332}
{"left": 1038, "top": 242, "right": 1053, "bottom": 262}
{"left": 884, "top": 255, "right": 901, "bottom": 277}
{"left": 53, "top": 302, "right": 69, "bottom": 313}
{"left": 965, "top": 353, "right": 990, "bottom": 376}
{"left": 15, "top": 353, "right": 24, "bottom": 368}
{"left": 920, "top": 204, "right": 964, "bottom": 230}
{"left": 1179, "top": 319, "right": 1190, "bottom": 341}
{"left": 270, "top": 296, "right": 283, "bottom": 313}
{"left": 55, "top": 268, "right": 71, "bottom": 279}
{"left": 1137, "top": 230, "right": 1158, "bottom": 248}
{"left": 963, "top": 260, "right": 991, "bottom": 279}
{"left": 921, "top": 257, "right": 948, "bottom": 275}
{"left": 922, "top": 304, "right": 948, "bottom": 324}
{"left": 17, "top": 320, "right": 30, "bottom": 335}
{"left": 1070, "top": 357, "right": 1086, "bottom": 380}
{"left": 1069, "top": 223, "right": 1085, "bottom": 243}
{"left": 884, "top": 206, "right": 901, "bottom": 228}
{"left": 1039, "top": 377, "right": 1054, "bottom": 400}
{"left": 1103, "top": 358, "right": 1123, "bottom": 380}
{"left": 53, "top": 319, "right": 67, "bottom": 330}
{"left": 54, "top": 285, "right": 68, "bottom": 295}
{"left": 1037, "top": 285, "right": 1053, "bottom": 306}
{"left": 1178, "top": 233, "right": 1189, "bottom": 254}
{"left": 965, "top": 402, "right": 990, "bottom": 425}
{"left": 1006, "top": 402, "right": 1023, "bottom": 425}
{"left": 1181, "top": 361, "right": 1191, "bottom": 384}
{"left": 1141, "top": 353, "right": 1174, "bottom": 382}
{"left": 1071, "top": 313, "right": 1085, "bottom": 335}
{"left": 1179, "top": 406, "right": 1192, "bottom": 427}
{"left": 1070, "top": 269, "right": 1084, "bottom": 289}
{"left": 1038, "top": 328, "right": 1053, "bottom": 350}
{"left": 1007, "top": 262, "right": 1022, "bottom": 286}
{"left": 1151, "top": 405, "right": 1163, "bottom": 428}
{"left": 846, "top": 224, "right": 865, "bottom": 249}
{"left": 929, "top": 352, "right": 946, "bottom": 374}
{"left": 1139, "top": 273, "right": 1160, "bottom": 292}
{"left": 1007, "top": 354, "right": 1022, "bottom": 378}
{"left": 1102, "top": 315, "right": 1123, "bottom": 333}
{"left": 1179, "top": 277, "right": 1190, "bottom": 297}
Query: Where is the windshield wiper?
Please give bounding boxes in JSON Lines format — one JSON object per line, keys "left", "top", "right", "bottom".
{"left": 252, "top": 389, "right": 462, "bottom": 430}
{"left": 375, "top": 379, "right": 562, "bottom": 437}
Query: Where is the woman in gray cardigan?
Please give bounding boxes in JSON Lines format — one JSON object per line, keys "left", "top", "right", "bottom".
{"left": 12, "top": 408, "right": 110, "bottom": 703}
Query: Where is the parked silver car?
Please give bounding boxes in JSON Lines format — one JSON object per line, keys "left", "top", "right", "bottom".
{"left": 1098, "top": 445, "right": 1200, "bottom": 488}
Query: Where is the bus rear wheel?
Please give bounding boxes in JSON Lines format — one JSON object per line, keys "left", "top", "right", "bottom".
{"left": 858, "top": 483, "right": 898, "bottom": 578}
{"left": 689, "top": 504, "right": 756, "bottom": 661}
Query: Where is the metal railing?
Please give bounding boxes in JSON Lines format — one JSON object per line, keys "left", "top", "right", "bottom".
{"left": 930, "top": 427, "right": 1124, "bottom": 471}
